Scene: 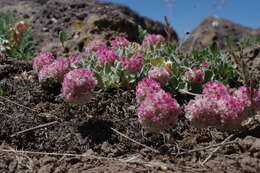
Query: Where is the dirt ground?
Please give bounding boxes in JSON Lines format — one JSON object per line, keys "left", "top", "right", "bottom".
{"left": 0, "top": 55, "right": 260, "bottom": 173}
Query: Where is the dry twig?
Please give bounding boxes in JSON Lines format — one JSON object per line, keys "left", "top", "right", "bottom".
{"left": 201, "top": 134, "right": 234, "bottom": 165}
{"left": 171, "top": 140, "right": 238, "bottom": 156}
{"left": 0, "top": 96, "right": 38, "bottom": 113}
{"left": 110, "top": 127, "right": 159, "bottom": 153}
{"left": 10, "top": 121, "right": 59, "bottom": 137}
{"left": 0, "top": 149, "right": 206, "bottom": 172}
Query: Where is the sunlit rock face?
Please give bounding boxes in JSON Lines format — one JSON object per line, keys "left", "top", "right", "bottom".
{"left": 0, "top": 0, "right": 178, "bottom": 57}
{"left": 182, "top": 16, "right": 260, "bottom": 52}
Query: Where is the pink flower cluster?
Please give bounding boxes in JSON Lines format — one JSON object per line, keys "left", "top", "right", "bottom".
{"left": 185, "top": 81, "right": 260, "bottom": 130}
{"left": 148, "top": 66, "right": 171, "bottom": 85}
{"left": 68, "top": 54, "right": 82, "bottom": 69}
{"left": 185, "top": 68, "right": 205, "bottom": 83}
{"left": 32, "top": 52, "right": 55, "bottom": 73}
{"left": 120, "top": 53, "right": 144, "bottom": 74}
{"left": 38, "top": 58, "right": 70, "bottom": 83}
{"left": 136, "top": 78, "right": 180, "bottom": 132}
{"left": 233, "top": 86, "right": 260, "bottom": 112}
{"left": 202, "top": 81, "right": 229, "bottom": 96}
{"left": 61, "top": 69, "right": 97, "bottom": 104}
{"left": 200, "top": 61, "right": 209, "bottom": 68}
{"left": 135, "top": 78, "right": 161, "bottom": 105}
{"left": 142, "top": 34, "right": 164, "bottom": 48}
{"left": 84, "top": 39, "right": 106, "bottom": 55}
{"left": 111, "top": 36, "right": 130, "bottom": 48}
{"left": 96, "top": 46, "right": 118, "bottom": 66}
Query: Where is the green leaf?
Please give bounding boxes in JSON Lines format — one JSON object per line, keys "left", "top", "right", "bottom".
{"left": 150, "top": 57, "right": 164, "bottom": 66}
{"left": 168, "top": 76, "right": 178, "bottom": 89}
{"left": 94, "top": 72, "right": 104, "bottom": 89}
{"left": 103, "top": 63, "right": 111, "bottom": 74}
{"left": 0, "top": 88, "right": 4, "bottom": 96}
{"left": 59, "top": 31, "right": 67, "bottom": 45}
{"left": 204, "top": 70, "right": 214, "bottom": 81}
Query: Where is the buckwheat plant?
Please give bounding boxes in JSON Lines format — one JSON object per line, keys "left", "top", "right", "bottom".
{"left": 68, "top": 54, "right": 82, "bottom": 69}
{"left": 184, "top": 68, "right": 205, "bottom": 83}
{"left": 32, "top": 52, "right": 55, "bottom": 73}
{"left": 202, "top": 81, "right": 229, "bottom": 97}
{"left": 120, "top": 53, "right": 143, "bottom": 74}
{"left": 38, "top": 58, "right": 70, "bottom": 83}
{"left": 111, "top": 36, "right": 130, "bottom": 48}
{"left": 233, "top": 86, "right": 260, "bottom": 112}
{"left": 135, "top": 78, "right": 161, "bottom": 105}
{"left": 141, "top": 34, "right": 164, "bottom": 49}
{"left": 148, "top": 66, "right": 171, "bottom": 85}
{"left": 185, "top": 81, "right": 259, "bottom": 131}
{"left": 61, "top": 69, "right": 97, "bottom": 104}
{"left": 137, "top": 89, "right": 181, "bottom": 132}
{"left": 84, "top": 39, "right": 106, "bottom": 56}
{"left": 96, "top": 46, "right": 118, "bottom": 67}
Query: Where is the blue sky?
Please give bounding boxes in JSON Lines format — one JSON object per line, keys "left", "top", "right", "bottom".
{"left": 103, "top": 0, "right": 260, "bottom": 40}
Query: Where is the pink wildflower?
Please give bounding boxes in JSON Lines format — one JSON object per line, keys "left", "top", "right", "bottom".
{"left": 38, "top": 58, "right": 70, "bottom": 83}
{"left": 84, "top": 39, "right": 106, "bottom": 55}
{"left": 214, "top": 94, "right": 247, "bottom": 130}
{"left": 111, "top": 36, "right": 130, "bottom": 48}
{"left": 68, "top": 54, "right": 82, "bottom": 69}
{"left": 61, "top": 69, "right": 97, "bottom": 104}
{"left": 185, "top": 68, "right": 205, "bottom": 83}
{"left": 120, "top": 53, "right": 143, "bottom": 74}
{"left": 33, "top": 52, "right": 55, "bottom": 73}
{"left": 148, "top": 66, "right": 171, "bottom": 85}
{"left": 96, "top": 46, "right": 118, "bottom": 66}
{"left": 184, "top": 96, "right": 220, "bottom": 128}
{"left": 142, "top": 34, "right": 164, "bottom": 48}
{"left": 137, "top": 90, "right": 181, "bottom": 132}
{"left": 202, "top": 81, "right": 229, "bottom": 97}
{"left": 200, "top": 61, "right": 209, "bottom": 68}
{"left": 233, "top": 86, "right": 260, "bottom": 112}
{"left": 135, "top": 78, "right": 161, "bottom": 105}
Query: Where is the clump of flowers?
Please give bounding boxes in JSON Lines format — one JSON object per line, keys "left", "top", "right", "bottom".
{"left": 38, "top": 58, "right": 70, "bottom": 83}
{"left": 184, "top": 96, "right": 220, "bottom": 128}
{"left": 111, "top": 36, "right": 130, "bottom": 48}
{"left": 185, "top": 81, "right": 259, "bottom": 130}
{"left": 32, "top": 52, "right": 55, "bottom": 73}
{"left": 142, "top": 34, "right": 164, "bottom": 48}
{"left": 120, "top": 53, "right": 144, "bottom": 74}
{"left": 137, "top": 89, "right": 181, "bottom": 132}
{"left": 200, "top": 61, "right": 209, "bottom": 68}
{"left": 96, "top": 46, "right": 118, "bottom": 66}
{"left": 185, "top": 68, "right": 205, "bottom": 83}
{"left": 148, "top": 66, "right": 171, "bottom": 85}
{"left": 135, "top": 78, "right": 161, "bottom": 104}
{"left": 84, "top": 39, "right": 106, "bottom": 55}
{"left": 233, "top": 86, "right": 260, "bottom": 112}
{"left": 68, "top": 54, "right": 82, "bottom": 69}
{"left": 61, "top": 69, "right": 97, "bottom": 104}
{"left": 202, "top": 81, "right": 229, "bottom": 97}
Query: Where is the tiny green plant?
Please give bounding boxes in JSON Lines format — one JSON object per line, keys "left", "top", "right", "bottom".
{"left": 59, "top": 31, "right": 68, "bottom": 50}
{"left": 0, "top": 13, "right": 35, "bottom": 60}
{"left": 0, "top": 87, "right": 4, "bottom": 96}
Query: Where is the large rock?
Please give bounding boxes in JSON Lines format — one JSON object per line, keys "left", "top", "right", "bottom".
{"left": 182, "top": 16, "right": 260, "bottom": 52}
{"left": 235, "top": 44, "right": 260, "bottom": 81}
{"left": 1, "top": 0, "right": 178, "bottom": 56}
